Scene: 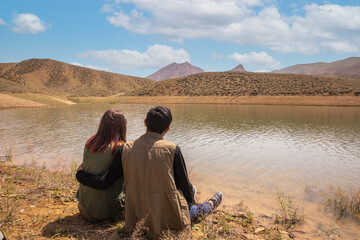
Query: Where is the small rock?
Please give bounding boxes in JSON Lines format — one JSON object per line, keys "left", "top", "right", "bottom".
{"left": 245, "top": 233, "right": 256, "bottom": 239}
{"left": 258, "top": 214, "right": 273, "bottom": 220}
{"left": 255, "top": 227, "right": 265, "bottom": 234}
{"left": 233, "top": 213, "right": 247, "bottom": 218}
{"left": 292, "top": 227, "right": 305, "bottom": 234}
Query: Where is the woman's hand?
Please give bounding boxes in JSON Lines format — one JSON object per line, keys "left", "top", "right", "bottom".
{"left": 77, "top": 164, "right": 83, "bottom": 171}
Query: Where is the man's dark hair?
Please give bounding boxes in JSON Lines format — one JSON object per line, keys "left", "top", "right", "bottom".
{"left": 145, "top": 106, "right": 172, "bottom": 134}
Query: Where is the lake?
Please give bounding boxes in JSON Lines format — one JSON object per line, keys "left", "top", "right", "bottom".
{"left": 1, "top": 103, "right": 360, "bottom": 238}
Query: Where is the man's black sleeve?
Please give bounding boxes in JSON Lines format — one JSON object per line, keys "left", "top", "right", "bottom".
{"left": 173, "top": 145, "right": 195, "bottom": 205}
{"left": 76, "top": 146, "right": 124, "bottom": 190}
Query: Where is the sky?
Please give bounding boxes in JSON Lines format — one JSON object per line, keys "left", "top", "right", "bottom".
{"left": 1, "top": 0, "right": 360, "bottom": 77}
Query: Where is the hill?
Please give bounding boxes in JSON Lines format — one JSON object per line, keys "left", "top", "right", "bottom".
{"left": 135, "top": 71, "right": 360, "bottom": 97}
{"left": 272, "top": 57, "right": 360, "bottom": 79}
{"left": 229, "top": 64, "right": 246, "bottom": 72}
{"left": 0, "top": 59, "right": 155, "bottom": 96}
{"left": 146, "top": 62, "right": 204, "bottom": 81}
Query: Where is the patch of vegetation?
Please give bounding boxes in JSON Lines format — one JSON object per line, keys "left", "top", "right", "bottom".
{"left": 323, "top": 186, "right": 360, "bottom": 217}
{"left": 0, "top": 178, "right": 20, "bottom": 224}
{"left": 275, "top": 190, "right": 303, "bottom": 229}
{"left": 4, "top": 145, "right": 13, "bottom": 163}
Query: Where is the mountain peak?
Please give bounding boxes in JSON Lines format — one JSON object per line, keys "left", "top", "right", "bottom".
{"left": 147, "top": 62, "right": 204, "bottom": 81}
{"left": 230, "top": 64, "right": 246, "bottom": 72}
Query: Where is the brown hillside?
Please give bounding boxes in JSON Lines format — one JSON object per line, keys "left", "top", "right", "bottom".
{"left": 135, "top": 71, "right": 360, "bottom": 97}
{"left": 146, "top": 62, "right": 204, "bottom": 81}
{"left": 0, "top": 59, "right": 155, "bottom": 96}
{"left": 272, "top": 57, "right": 360, "bottom": 79}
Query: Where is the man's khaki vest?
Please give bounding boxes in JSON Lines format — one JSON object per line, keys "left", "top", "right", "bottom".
{"left": 122, "top": 132, "right": 190, "bottom": 237}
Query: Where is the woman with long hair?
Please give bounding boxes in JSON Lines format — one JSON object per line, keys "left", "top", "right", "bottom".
{"left": 76, "top": 109, "right": 127, "bottom": 222}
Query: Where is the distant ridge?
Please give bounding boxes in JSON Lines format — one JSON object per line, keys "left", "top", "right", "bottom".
{"left": 229, "top": 64, "right": 246, "bottom": 72}
{"left": 0, "top": 58, "right": 154, "bottom": 96}
{"left": 135, "top": 71, "right": 360, "bottom": 97}
{"left": 272, "top": 57, "right": 360, "bottom": 79}
{"left": 147, "top": 62, "right": 204, "bottom": 81}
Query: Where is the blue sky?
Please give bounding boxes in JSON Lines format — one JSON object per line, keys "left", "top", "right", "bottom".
{"left": 1, "top": 0, "right": 360, "bottom": 77}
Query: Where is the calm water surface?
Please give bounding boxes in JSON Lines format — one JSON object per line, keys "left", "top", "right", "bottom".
{"left": 1, "top": 103, "right": 360, "bottom": 238}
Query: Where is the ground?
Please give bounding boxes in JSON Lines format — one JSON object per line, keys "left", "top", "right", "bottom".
{"left": 0, "top": 161, "right": 302, "bottom": 240}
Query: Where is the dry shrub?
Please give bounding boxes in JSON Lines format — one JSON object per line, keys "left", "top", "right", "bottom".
{"left": 323, "top": 186, "right": 360, "bottom": 217}
{"left": 275, "top": 190, "right": 303, "bottom": 229}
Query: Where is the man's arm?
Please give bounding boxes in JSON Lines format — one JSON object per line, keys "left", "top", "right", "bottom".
{"left": 76, "top": 146, "right": 124, "bottom": 190}
{"left": 173, "top": 145, "right": 195, "bottom": 205}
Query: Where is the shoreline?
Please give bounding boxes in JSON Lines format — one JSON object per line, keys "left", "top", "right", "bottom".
{"left": 110, "top": 95, "right": 360, "bottom": 107}
{"left": 1, "top": 93, "right": 360, "bottom": 109}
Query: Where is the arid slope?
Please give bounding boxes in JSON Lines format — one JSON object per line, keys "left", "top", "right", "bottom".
{"left": 272, "top": 57, "right": 360, "bottom": 79}
{"left": 0, "top": 59, "right": 155, "bottom": 96}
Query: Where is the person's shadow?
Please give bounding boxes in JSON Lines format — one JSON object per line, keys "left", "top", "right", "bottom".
{"left": 41, "top": 213, "right": 123, "bottom": 239}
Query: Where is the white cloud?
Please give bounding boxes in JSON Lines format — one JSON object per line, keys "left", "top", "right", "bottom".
{"left": 11, "top": 13, "right": 50, "bottom": 34}
{"left": 107, "top": 9, "right": 151, "bottom": 34}
{"left": 301, "top": 4, "right": 360, "bottom": 32}
{"left": 229, "top": 51, "right": 281, "bottom": 69}
{"left": 101, "top": 4, "right": 115, "bottom": 13}
{"left": 211, "top": 53, "right": 223, "bottom": 59}
{"left": 103, "top": 1, "right": 360, "bottom": 54}
{"left": 0, "top": 18, "right": 5, "bottom": 25}
{"left": 70, "top": 62, "right": 109, "bottom": 72}
{"left": 77, "top": 44, "right": 190, "bottom": 70}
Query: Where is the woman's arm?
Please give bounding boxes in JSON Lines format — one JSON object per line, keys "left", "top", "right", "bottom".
{"left": 76, "top": 146, "right": 124, "bottom": 190}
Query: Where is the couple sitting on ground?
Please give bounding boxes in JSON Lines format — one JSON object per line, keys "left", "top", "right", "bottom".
{"left": 76, "top": 106, "right": 223, "bottom": 238}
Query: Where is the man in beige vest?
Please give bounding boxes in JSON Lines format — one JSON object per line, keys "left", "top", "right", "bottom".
{"left": 76, "top": 106, "right": 222, "bottom": 238}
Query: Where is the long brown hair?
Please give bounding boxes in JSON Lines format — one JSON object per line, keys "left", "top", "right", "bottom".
{"left": 85, "top": 109, "right": 127, "bottom": 155}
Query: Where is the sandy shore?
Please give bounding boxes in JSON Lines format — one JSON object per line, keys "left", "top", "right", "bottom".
{"left": 74, "top": 95, "right": 360, "bottom": 107}
{"left": 0, "top": 93, "right": 46, "bottom": 109}
{"left": 0, "top": 93, "right": 75, "bottom": 109}
{"left": 1, "top": 93, "right": 360, "bottom": 109}
{"left": 110, "top": 95, "right": 360, "bottom": 106}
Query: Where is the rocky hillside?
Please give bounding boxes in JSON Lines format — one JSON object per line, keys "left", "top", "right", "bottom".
{"left": 135, "top": 71, "right": 360, "bottom": 97}
{"left": 272, "top": 57, "right": 360, "bottom": 79}
{"left": 0, "top": 59, "right": 155, "bottom": 96}
{"left": 229, "top": 64, "right": 246, "bottom": 72}
{"left": 146, "top": 62, "right": 204, "bottom": 81}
